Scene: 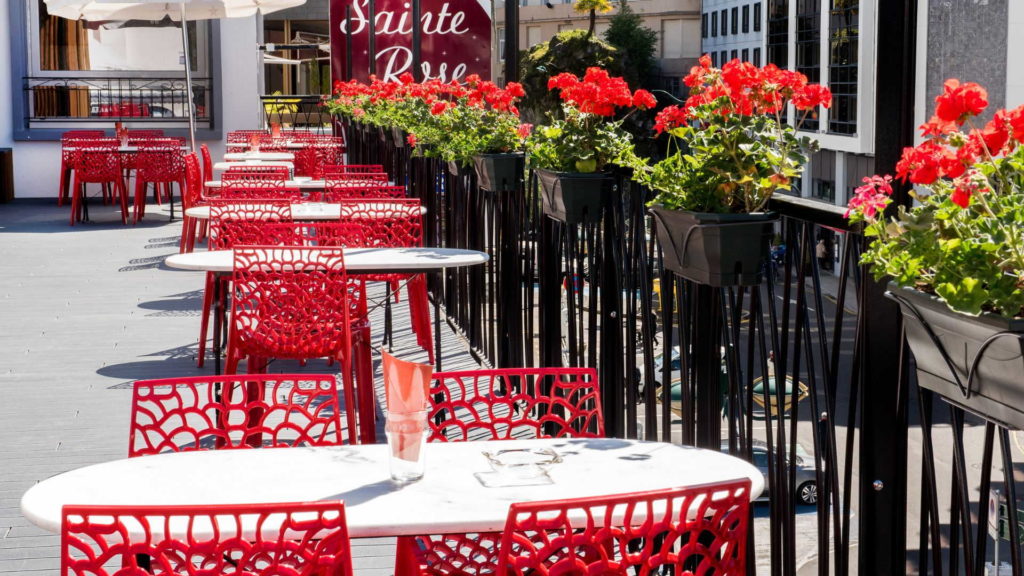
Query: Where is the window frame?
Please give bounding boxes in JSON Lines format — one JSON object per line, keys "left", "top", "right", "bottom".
{"left": 11, "top": 0, "right": 223, "bottom": 140}
{"left": 753, "top": 1, "right": 762, "bottom": 32}
{"left": 731, "top": 7, "right": 738, "bottom": 34}
{"left": 711, "top": 11, "right": 718, "bottom": 36}
{"left": 742, "top": 4, "right": 750, "bottom": 33}
{"left": 721, "top": 9, "right": 728, "bottom": 36}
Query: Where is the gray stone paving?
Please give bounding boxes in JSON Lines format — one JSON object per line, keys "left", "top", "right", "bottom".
{"left": 0, "top": 199, "right": 484, "bottom": 575}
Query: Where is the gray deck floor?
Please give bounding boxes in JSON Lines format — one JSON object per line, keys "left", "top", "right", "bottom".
{"left": 0, "top": 199, "right": 486, "bottom": 575}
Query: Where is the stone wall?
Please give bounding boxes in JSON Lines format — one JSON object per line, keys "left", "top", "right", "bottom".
{"left": 926, "top": 0, "right": 1007, "bottom": 115}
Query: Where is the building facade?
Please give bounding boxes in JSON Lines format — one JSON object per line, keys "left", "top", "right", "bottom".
{"left": 701, "top": 0, "right": 764, "bottom": 68}
{"left": 492, "top": 0, "right": 701, "bottom": 95}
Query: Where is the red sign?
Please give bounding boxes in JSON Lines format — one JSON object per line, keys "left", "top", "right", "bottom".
{"left": 330, "top": 0, "right": 492, "bottom": 84}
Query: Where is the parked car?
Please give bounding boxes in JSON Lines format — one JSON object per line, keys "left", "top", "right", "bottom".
{"left": 725, "top": 439, "right": 818, "bottom": 505}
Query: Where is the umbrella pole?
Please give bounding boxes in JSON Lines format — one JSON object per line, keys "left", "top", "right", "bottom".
{"left": 180, "top": 2, "right": 198, "bottom": 152}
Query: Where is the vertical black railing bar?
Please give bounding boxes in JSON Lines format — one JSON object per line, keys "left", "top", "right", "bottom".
{"left": 976, "top": 422, "right": 996, "bottom": 576}
{"left": 659, "top": 269, "right": 674, "bottom": 442}
{"left": 622, "top": 189, "right": 639, "bottom": 437}
{"left": 586, "top": 223, "right": 599, "bottom": 371}
{"left": 917, "top": 388, "right": 943, "bottom": 576}
{"left": 948, "top": 406, "right": 974, "bottom": 574}
{"left": 601, "top": 188, "right": 626, "bottom": 437}
{"left": 999, "top": 427, "right": 1022, "bottom": 576}
{"left": 757, "top": 279, "right": 783, "bottom": 575}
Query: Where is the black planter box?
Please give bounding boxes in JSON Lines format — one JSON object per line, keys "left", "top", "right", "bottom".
{"left": 536, "top": 169, "right": 610, "bottom": 225}
{"left": 649, "top": 206, "right": 777, "bottom": 287}
{"left": 473, "top": 153, "right": 524, "bottom": 192}
{"left": 888, "top": 285, "right": 1024, "bottom": 429}
{"left": 391, "top": 127, "right": 407, "bottom": 149}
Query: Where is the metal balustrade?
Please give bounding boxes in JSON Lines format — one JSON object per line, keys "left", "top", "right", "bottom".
{"left": 24, "top": 76, "right": 212, "bottom": 125}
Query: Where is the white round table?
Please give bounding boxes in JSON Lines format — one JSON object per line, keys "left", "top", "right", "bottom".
{"left": 213, "top": 160, "right": 295, "bottom": 173}
{"left": 21, "top": 438, "right": 764, "bottom": 538}
{"left": 184, "top": 202, "right": 427, "bottom": 221}
{"left": 165, "top": 247, "right": 488, "bottom": 274}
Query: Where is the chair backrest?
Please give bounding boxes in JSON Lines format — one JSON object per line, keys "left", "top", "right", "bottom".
{"left": 135, "top": 142, "right": 185, "bottom": 182}
{"left": 323, "top": 164, "right": 385, "bottom": 176}
{"left": 227, "top": 129, "right": 269, "bottom": 143}
{"left": 332, "top": 199, "right": 423, "bottom": 248}
{"left": 126, "top": 129, "right": 164, "bottom": 137}
{"left": 182, "top": 153, "right": 203, "bottom": 211}
{"left": 220, "top": 171, "right": 300, "bottom": 200}
{"left": 321, "top": 185, "right": 406, "bottom": 202}
{"left": 199, "top": 143, "right": 213, "bottom": 181}
{"left": 208, "top": 200, "right": 294, "bottom": 249}
{"left": 294, "top": 139, "right": 346, "bottom": 179}
{"left": 225, "top": 165, "right": 292, "bottom": 177}
{"left": 128, "top": 374, "right": 349, "bottom": 456}
{"left": 70, "top": 140, "right": 121, "bottom": 181}
{"left": 497, "top": 480, "right": 751, "bottom": 576}
{"left": 62, "top": 501, "right": 353, "bottom": 576}
{"left": 230, "top": 246, "right": 364, "bottom": 362}
{"left": 427, "top": 367, "right": 604, "bottom": 442}
{"left": 62, "top": 130, "right": 105, "bottom": 139}
{"left": 325, "top": 172, "right": 388, "bottom": 188}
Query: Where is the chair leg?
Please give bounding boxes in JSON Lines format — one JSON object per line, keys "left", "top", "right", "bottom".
{"left": 394, "top": 536, "right": 423, "bottom": 576}
{"left": 58, "top": 161, "right": 70, "bottom": 206}
{"left": 117, "top": 180, "right": 129, "bottom": 225}
{"left": 354, "top": 337, "right": 376, "bottom": 444}
{"left": 197, "top": 272, "right": 214, "bottom": 368}
{"left": 133, "top": 178, "right": 145, "bottom": 223}
{"left": 69, "top": 178, "right": 80, "bottom": 226}
{"left": 338, "top": 352, "right": 360, "bottom": 445}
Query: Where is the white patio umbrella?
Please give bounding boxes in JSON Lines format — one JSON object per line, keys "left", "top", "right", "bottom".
{"left": 44, "top": 0, "right": 308, "bottom": 151}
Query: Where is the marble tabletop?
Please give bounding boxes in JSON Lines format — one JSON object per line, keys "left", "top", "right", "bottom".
{"left": 21, "top": 438, "right": 764, "bottom": 538}
{"left": 222, "top": 152, "right": 295, "bottom": 162}
{"left": 164, "top": 247, "right": 489, "bottom": 274}
{"left": 184, "top": 202, "right": 427, "bottom": 221}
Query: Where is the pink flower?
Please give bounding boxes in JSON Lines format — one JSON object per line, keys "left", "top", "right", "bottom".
{"left": 845, "top": 175, "right": 893, "bottom": 219}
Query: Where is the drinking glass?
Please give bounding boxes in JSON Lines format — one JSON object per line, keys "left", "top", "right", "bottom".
{"left": 385, "top": 410, "right": 428, "bottom": 482}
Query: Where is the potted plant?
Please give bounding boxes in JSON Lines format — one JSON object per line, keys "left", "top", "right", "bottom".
{"left": 527, "top": 67, "right": 656, "bottom": 224}
{"left": 630, "top": 56, "right": 831, "bottom": 286}
{"left": 846, "top": 78, "right": 1024, "bottom": 429}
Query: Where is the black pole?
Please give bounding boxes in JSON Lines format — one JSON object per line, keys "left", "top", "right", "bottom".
{"left": 368, "top": 0, "right": 377, "bottom": 77}
{"left": 858, "top": 1, "right": 916, "bottom": 574}
{"left": 411, "top": 0, "right": 422, "bottom": 80}
{"left": 503, "top": 0, "right": 518, "bottom": 83}
{"left": 345, "top": 5, "right": 353, "bottom": 80}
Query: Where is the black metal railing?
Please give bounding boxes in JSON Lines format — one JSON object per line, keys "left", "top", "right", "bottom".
{"left": 261, "top": 95, "right": 332, "bottom": 132}
{"left": 344, "top": 115, "right": 1024, "bottom": 576}
{"left": 23, "top": 76, "right": 212, "bottom": 125}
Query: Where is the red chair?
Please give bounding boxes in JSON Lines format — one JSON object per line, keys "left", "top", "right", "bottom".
{"left": 227, "top": 129, "right": 269, "bottom": 144}
{"left": 132, "top": 141, "right": 186, "bottom": 223}
{"left": 332, "top": 199, "right": 433, "bottom": 361}
{"left": 69, "top": 140, "right": 127, "bottom": 226}
{"left": 128, "top": 374, "right": 357, "bottom": 455}
{"left": 219, "top": 170, "right": 301, "bottom": 201}
{"left": 225, "top": 247, "right": 374, "bottom": 443}
{"left": 320, "top": 184, "right": 406, "bottom": 202}
{"left": 496, "top": 481, "right": 752, "bottom": 576}
{"left": 58, "top": 131, "right": 106, "bottom": 206}
{"left": 126, "top": 129, "right": 164, "bottom": 137}
{"left": 178, "top": 153, "right": 203, "bottom": 252}
{"left": 61, "top": 501, "right": 354, "bottom": 576}
{"left": 197, "top": 201, "right": 294, "bottom": 368}
{"left": 199, "top": 143, "right": 214, "bottom": 181}
{"left": 294, "top": 139, "right": 345, "bottom": 179}
{"left": 323, "top": 164, "right": 385, "bottom": 176}
{"left": 395, "top": 367, "right": 604, "bottom": 576}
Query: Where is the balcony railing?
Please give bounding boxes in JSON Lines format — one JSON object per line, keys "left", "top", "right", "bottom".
{"left": 23, "top": 76, "right": 212, "bottom": 126}
{"left": 260, "top": 95, "right": 333, "bottom": 133}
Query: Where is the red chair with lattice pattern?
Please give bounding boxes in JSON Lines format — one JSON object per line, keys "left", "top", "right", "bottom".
{"left": 294, "top": 139, "right": 346, "bottom": 179}
{"left": 58, "top": 131, "right": 106, "bottom": 206}
{"left": 219, "top": 170, "right": 301, "bottom": 201}
{"left": 61, "top": 501, "right": 354, "bottom": 576}
{"left": 69, "top": 140, "right": 127, "bottom": 226}
{"left": 320, "top": 184, "right": 406, "bottom": 202}
{"left": 132, "top": 141, "right": 186, "bottom": 223}
{"left": 227, "top": 129, "right": 269, "bottom": 144}
{"left": 129, "top": 373, "right": 358, "bottom": 454}
{"left": 323, "top": 164, "right": 385, "bottom": 176}
{"left": 226, "top": 247, "right": 374, "bottom": 442}
{"left": 497, "top": 480, "right": 752, "bottom": 576}
{"left": 395, "top": 367, "right": 604, "bottom": 576}
{"left": 330, "top": 199, "right": 433, "bottom": 361}
{"left": 178, "top": 153, "right": 203, "bottom": 252}
{"left": 196, "top": 201, "right": 294, "bottom": 368}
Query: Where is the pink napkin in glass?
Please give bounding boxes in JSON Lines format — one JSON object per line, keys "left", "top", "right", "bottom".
{"left": 383, "top": 351, "right": 432, "bottom": 461}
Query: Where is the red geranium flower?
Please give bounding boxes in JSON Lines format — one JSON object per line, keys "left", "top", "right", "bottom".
{"left": 934, "top": 79, "right": 988, "bottom": 124}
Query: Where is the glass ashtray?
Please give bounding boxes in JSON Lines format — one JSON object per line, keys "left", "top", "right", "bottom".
{"left": 482, "top": 448, "right": 562, "bottom": 478}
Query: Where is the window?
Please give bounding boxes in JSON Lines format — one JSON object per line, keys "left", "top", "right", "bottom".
{"left": 720, "top": 51, "right": 728, "bottom": 65}
{"left": 711, "top": 53, "right": 717, "bottom": 67}
{"left": 767, "top": 0, "right": 788, "bottom": 67}
{"left": 721, "top": 10, "right": 728, "bottom": 36}
{"left": 558, "top": 23, "right": 576, "bottom": 33}
{"left": 527, "top": 26, "right": 543, "bottom": 48}
{"left": 753, "top": 47, "right": 761, "bottom": 66}
{"left": 731, "top": 49, "right": 738, "bottom": 60}
{"left": 796, "top": 0, "right": 821, "bottom": 129}
{"left": 498, "top": 27, "right": 505, "bottom": 62}
{"left": 754, "top": 2, "right": 762, "bottom": 32}
{"left": 731, "top": 7, "right": 738, "bottom": 34}
{"left": 742, "top": 5, "right": 750, "bottom": 33}
{"left": 23, "top": 0, "right": 213, "bottom": 129}
{"left": 712, "top": 11, "right": 718, "bottom": 36}
{"left": 829, "top": 0, "right": 859, "bottom": 135}
{"left": 662, "top": 20, "right": 685, "bottom": 59}
{"left": 810, "top": 150, "right": 837, "bottom": 203}
{"left": 742, "top": 48, "right": 749, "bottom": 62}
{"left": 702, "top": 13, "right": 708, "bottom": 38}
